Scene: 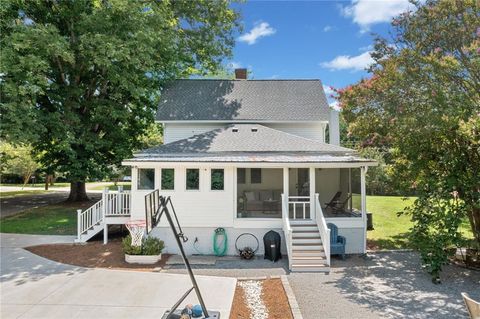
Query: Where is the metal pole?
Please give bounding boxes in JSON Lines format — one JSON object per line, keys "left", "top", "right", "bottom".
{"left": 160, "top": 196, "right": 209, "bottom": 318}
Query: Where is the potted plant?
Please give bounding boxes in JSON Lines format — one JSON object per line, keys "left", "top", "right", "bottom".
{"left": 122, "top": 235, "right": 165, "bottom": 264}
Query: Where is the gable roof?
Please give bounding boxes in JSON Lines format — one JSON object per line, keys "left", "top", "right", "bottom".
{"left": 156, "top": 79, "right": 330, "bottom": 122}
{"left": 126, "top": 124, "right": 375, "bottom": 164}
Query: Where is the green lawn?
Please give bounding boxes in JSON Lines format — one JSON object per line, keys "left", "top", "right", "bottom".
{"left": 0, "top": 183, "right": 71, "bottom": 188}
{"left": 0, "top": 201, "right": 96, "bottom": 235}
{"left": 88, "top": 182, "right": 131, "bottom": 191}
{"left": 0, "top": 190, "right": 52, "bottom": 199}
{"left": 363, "top": 195, "right": 416, "bottom": 250}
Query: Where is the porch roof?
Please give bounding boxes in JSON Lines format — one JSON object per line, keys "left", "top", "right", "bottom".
{"left": 125, "top": 124, "right": 375, "bottom": 165}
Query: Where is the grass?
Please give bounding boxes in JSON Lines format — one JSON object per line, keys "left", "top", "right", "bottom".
{"left": 88, "top": 182, "right": 131, "bottom": 191}
{"left": 0, "top": 200, "right": 96, "bottom": 235}
{"left": 0, "top": 190, "right": 52, "bottom": 199}
{"left": 0, "top": 183, "right": 71, "bottom": 188}
{"left": 362, "top": 195, "right": 416, "bottom": 250}
{"left": 355, "top": 195, "right": 474, "bottom": 250}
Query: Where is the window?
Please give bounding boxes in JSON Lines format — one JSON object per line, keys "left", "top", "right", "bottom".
{"left": 251, "top": 168, "right": 262, "bottom": 184}
{"left": 137, "top": 168, "right": 155, "bottom": 190}
{"left": 237, "top": 168, "right": 246, "bottom": 184}
{"left": 186, "top": 169, "right": 200, "bottom": 190}
{"left": 211, "top": 169, "right": 224, "bottom": 190}
{"left": 161, "top": 169, "right": 174, "bottom": 190}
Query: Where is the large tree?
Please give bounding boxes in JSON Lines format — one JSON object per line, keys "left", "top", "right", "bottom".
{"left": 338, "top": 0, "right": 479, "bottom": 279}
{"left": 1, "top": 0, "right": 240, "bottom": 201}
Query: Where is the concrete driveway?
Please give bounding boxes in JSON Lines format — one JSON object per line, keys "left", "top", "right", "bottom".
{"left": 0, "top": 234, "right": 236, "bottom": 319}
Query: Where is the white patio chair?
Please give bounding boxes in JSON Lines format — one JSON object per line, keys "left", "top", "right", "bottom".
{"left": 462, "top": 292, "right": 480, "bottom": 319}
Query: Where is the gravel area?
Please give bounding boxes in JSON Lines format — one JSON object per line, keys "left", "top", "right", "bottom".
{"left": 165, "top": 252, "right": 479, "bottom": 319}
{"left": 289, "top": 251, "right": 480, "bottom": 319}
{"left": 238, "top": 280, "right": 268, "bottom": 319}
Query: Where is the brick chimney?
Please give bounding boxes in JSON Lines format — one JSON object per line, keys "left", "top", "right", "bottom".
{"left": 234, "top": 68, "right": 247, "bottom": 80}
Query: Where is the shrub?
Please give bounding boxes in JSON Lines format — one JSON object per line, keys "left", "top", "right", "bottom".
{"left": 122, "top": 235, "right": 164, "bottom": 255}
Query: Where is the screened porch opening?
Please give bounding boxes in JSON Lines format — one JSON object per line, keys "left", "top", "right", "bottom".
{"left": 236, "top": 168, "right": 283, "bottom": 218}
{"left": 316, "top": 167, "right": 362, "bottom": 218}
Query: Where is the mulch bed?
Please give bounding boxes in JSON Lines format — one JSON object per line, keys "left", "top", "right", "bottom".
{"left": 230, "top": 282, "right": 251, "bottom": 319}
{"left": 26, "top": 238, "right": 170, "bottom": 271}
{"left": 229, "top": 279, "right": 293, "bottom": 319}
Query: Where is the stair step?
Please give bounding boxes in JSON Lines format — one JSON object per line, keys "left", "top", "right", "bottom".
{"left": 292, "top": 234, "right": 321, "bottom": 239}
{"left": 292, "top": 255, "right": 326, "bottom": 261}
{"left": 291, "top": 264, "right": 330, "bottom": 273}
{"left": 292, "top": 251, "right": 325, "bottom": 257}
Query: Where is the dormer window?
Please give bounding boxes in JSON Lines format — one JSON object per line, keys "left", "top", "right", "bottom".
{"left": 232, "top": 128, "right": 239, "bottom": 132}
{"left": 251, "top": 128, "right": 258, "bottom": 132}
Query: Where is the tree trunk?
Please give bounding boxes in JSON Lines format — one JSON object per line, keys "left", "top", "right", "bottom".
{"left": 468, "top": 206, "right": 480, "bottom": 247}
{"left": 67, "top": 182, "right": 89, "bottom": 202}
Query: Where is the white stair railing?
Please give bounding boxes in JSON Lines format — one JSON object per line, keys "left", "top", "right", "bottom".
{"left": 281, "top": 193, "right": 293, "bottom": 270}
{"left": 288, "top": 196, "right": 310, "bottom": 219}
{"left": 76, "top": 188, "right": 131, "bottom": 241}
{"left": 315, "top": 193, "right": 331, "bottom": 267}
{"left": 77, "top": 200, "right": 103, "bottom": 241}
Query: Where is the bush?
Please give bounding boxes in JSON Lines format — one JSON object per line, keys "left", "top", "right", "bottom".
{"left": 122, "top": 235, "right": 164, "bottom": 255}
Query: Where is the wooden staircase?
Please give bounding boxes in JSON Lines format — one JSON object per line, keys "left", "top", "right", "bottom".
{"left": 290, "top": 220, "right": 330, "bottom": 273}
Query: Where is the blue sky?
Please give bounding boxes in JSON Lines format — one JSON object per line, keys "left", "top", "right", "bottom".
{"left": 230, "top": 0, "right": 414, "bottom": 103}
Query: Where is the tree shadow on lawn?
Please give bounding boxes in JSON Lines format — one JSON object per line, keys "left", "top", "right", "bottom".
{"left": 331, "top": 251, "right": 480, "bottom": 319}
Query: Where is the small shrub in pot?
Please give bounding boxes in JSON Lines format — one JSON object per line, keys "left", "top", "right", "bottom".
{"left": 122, "top": 235, "right": 164, "bottom": 255}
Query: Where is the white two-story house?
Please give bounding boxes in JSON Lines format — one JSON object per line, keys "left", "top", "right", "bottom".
{"left": 76, "top": 69, "right": 376, "bottom": 272}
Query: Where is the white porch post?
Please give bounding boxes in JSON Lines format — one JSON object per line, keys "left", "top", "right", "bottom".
{"left": 283, "top": 167, "right": 289, "bottom": 218}
{"left": 103, "top": 187, "right": 108, "bottom": 244}
{"left": 309, "top": 167, "right": 315, "bottom": 220}
{"left": 360, "top": 166, "right": 368, "bottom": 253}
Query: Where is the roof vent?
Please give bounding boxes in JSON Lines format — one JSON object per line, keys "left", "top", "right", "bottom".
{"left": 232, "top": 128, "right": 239, "bottom": 132}
{"left": 251, "top": 128, "right": 258, "bottom": 132}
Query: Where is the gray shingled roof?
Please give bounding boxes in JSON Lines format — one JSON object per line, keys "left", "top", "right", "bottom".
{"left": 156, "top": 79, "right": 330, "bottom": 121}
{"left": 127, "top": 124, "right": 369, "bottom": 164}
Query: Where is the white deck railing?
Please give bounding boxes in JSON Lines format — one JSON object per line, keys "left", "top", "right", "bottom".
{"left": 288, "top": 195, "right": 310, "bottom": 219}
{"left": 281, "top": 194, "right": 293, "bottom": 270}
{"left": 76, "top": 188, "right": 131, "bottom": 240}
{"left": 77, "top": 200, "right": 103, "bottom": 239}
{"left": 104, "top": 191, "right": 131, "bottom": 216}
{"left": 315, "top": 193, "right": 331, "bottom": 267}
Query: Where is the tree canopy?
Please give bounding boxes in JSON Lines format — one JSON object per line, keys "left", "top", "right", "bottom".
{"left": 0, "top": 0, "right": 240, "bottom": 200}
{"left": 338, "top": 0, "right": 479, "bottom": 280}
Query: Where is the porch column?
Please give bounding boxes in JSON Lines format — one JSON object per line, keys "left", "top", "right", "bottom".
{"left": 283, "top": 167, "right": 289, "bottom": 218}
{"left": 309, "top": 167, "right": 316, "bottom": 220}
{"left": 360, "top": 166, "right": 368, "bottom": 253}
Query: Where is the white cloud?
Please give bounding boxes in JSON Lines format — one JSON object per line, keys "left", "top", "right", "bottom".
{"left": 320, "top": 51, "right": 374, "bottom": 71}
{"left": 342, "top": 0, "right": 414, "bottom": 31}
{"left": 329, "top": 101, "right": 341, "bottom": 111}
{"left": 323, "top": 25, "right": 332, "bottom": 32}
{"left": 228, "top": 61, "right": 243, "bottom": 69}
{"left": 323, "top": 85, "right": 335, "bottom": 96}
{"left": 238, "top": 22, "right": 276, "bottom": 45}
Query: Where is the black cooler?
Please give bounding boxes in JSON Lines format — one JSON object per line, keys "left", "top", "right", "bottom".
{"left": 263, "top": 230, "right": 282, "bottom": 262}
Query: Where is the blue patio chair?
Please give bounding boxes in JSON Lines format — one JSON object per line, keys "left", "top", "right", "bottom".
{"left": 327, "top": 223, "right": 346, "bottom": 260}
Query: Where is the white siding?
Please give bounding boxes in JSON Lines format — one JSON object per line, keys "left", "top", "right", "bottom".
{"left": 267, "top": 122, "right": 326, "bottom": 142}
{"left": 163, "top": 122, "right": 326, "bottom": 143}
{"left": 130, "top": 164, "right": 235, "bottom": 228}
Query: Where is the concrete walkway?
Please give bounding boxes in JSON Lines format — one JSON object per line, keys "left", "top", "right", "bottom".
{"left": 0, "top": 234, "right": 236, "bottom": 319}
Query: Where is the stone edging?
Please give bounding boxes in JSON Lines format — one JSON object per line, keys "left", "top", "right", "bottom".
{"left": 280, "top": 275, "right": 303, "bottom": 319}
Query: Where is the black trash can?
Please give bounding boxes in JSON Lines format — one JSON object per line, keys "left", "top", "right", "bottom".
{"left": 367, "top": 212, "right": 374, "bottom": 230}
{"left": 263, "top": 230, "right": 281, "bottom": 262}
